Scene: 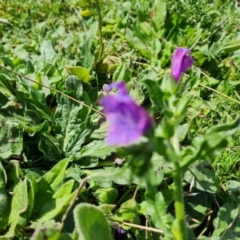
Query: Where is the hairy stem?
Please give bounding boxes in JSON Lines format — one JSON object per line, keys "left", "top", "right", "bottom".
{"left": 171, "top": 129, "right": 188, "bottom": 240}
{"left": 172, "top": 162, "right": 188, "bottom": 240}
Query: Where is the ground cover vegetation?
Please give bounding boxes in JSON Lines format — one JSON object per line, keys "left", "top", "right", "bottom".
{"left": 0, "top": 0, "right": 240, "bottom": 239}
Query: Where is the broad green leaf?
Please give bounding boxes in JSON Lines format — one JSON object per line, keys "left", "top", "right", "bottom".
{"left": 3, "top": 161, "right": 28, "bottom": 237}
{"left": 84, "top": 167, "right": 122, "bottom": 188}
{"left": 98, "top": 204, "right": 116, "bottom": 214}
{"left": 219, "top": 39, "right": 240, "bottom": 53}
{"left": 0, "top": 116, "right": 23, "bottom": 159}
{"left": 16, "top": 86, "right": 53, "bottom": 122}
{"left": 150, "top": 0, "right": 166, "bottom": 34}
{"left": 150, "top": 39, "right": 161, "bottom": 62}
{"left": 94, "top": 188, "right": 118, "bottom": 204}
{"left": 9, "top": 179, "right": 28, "bottom": 222}
{"left": 185, "top": 191, "right": 210, "bottom": 229}
{"left": 225, "top": 180, "right": 240, "bottom": 193}
{"left": 79, "top": 22, "right": 98, "bottom": 69}
{"left": 25, "top": 173, "right": 37, "bottom": 220}
{"left": 34, "top": 159, "right": 70, "bottom": 210}
{"left": 33, "top": 191, "right": 76, "bottom": 223}
{"left": 13, "top": 45, "right": 29, "bottom": 59}
{"left": 52, "top": 179, "right": 74, "bottom": 199}
{"left": 127, "top": 80, "right": 145, "bottom": 105}
{"left": 30, "top": 220, "right": 62, "bottom": 240}
{"left": 38, "top": 158, "right": 69, "bottom": 191}
{"left": 40, "top": 40, "right": 56, "bottom": 63}
{"left": 0, "top": 56, "right": 14, "bottom": 68}
{"left": 73, "top": 156, "right": 99, "bottom": 168}
{"left": 90, "top": 122, "right": 108, "bottom": 140}
{"left": 184, "top": 161, "right": 220, "bottom": 193}
{"left": 212, "top": 201, "right": 240, "bottom": 238}
{"left": 0, "top": 163, "right": 8, "bottom": 230}
{"left": 177, "top": 123, "right": 189, "bottom": 141}
{"left": 0, "top": 216, "right": 19, "bottom": 239}
{"left": 182, "top": 117, "right": 240, "bottom": 170}
{"left": 125, "top": 29, "right": 148, "bottom": 58}
{"left": 175, "top": 95, "right": 192, "bottom": 119}
{"left": 112, "top": 62, "right": 127, "bottom": 81}
{"left": 143, "top": 79, "right": 166, "bottom": 113}
{"left": 65, "top": 66, "right": 90, "bottom": 82}
{"left": 78, "top": 140, "right": 115, "bottom": 160}
{"left": 114, "top": 199, "right": 140, "bottom": 229}
{"left": 58, "top": 233, "right": 72, "bottom": 240}
{"left": 74, "top": 203, "right": 111, "bottom": 240}
{"left": 54, "top": 76, "right": 93, "bottom": 160}
{"left": 144, "top": 172, "right": 173, "bottom": 234}
{"left": 39, "top": 132, "right": 63, "bottom": 162}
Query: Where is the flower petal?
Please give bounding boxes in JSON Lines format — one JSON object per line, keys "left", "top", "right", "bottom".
{"left": 99, "top": 82, "right": 152, "bottom": 146}
{"left": 171, "top": 47, "right": 193, "bottom": 82}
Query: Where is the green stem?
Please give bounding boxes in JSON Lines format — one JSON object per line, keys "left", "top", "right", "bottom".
{"left": 171, "top": 128, "right": 188, "bottom": 240}
{"left": 95, "top": 0, "right": 104, "bottom": 62}
{"left": 172, "top": 162, "right": 188, "bottom": 240}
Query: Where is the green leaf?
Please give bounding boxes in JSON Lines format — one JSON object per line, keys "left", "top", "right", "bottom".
{"left": 212, "top": 201, "right": 240, "bottom": 238}
{"left": 39, "top": 132, "right": 63, "bottom": 162}
{"left": 79, "top": 22, "right": 98, "bottom": 69}
{"left": 182, "top": 117, "right": 240, "bottom": 170}
{"left": 127, "top": 80, "right": 145, "bottom": 105}
{"left": 144, "top": 168, "right": 173, "bottom": 234}
{"left": 112, "top": 62, "right": 128, "bottom": 81}
{"left": 0, "top": 163, "right": 8, "bottom": 230}
{"left": 52, "top": 179, "right": 74, "bottom": 199}
{"left": 54, "top": 76, "right": 93, "bottom": 160}
{"left": 143, "top": 79, "right": 166, "bottom": 113}
{"left": 177, "top": 123, "right": 189, "bottom": 141}
{"left": 65, "top": 66, "right": 90, "bottom": 82}
{"left": 0, "top": 116, "right": 23, "bottom": 159}
{"left": 25, "top": 173, "right": 37, "bottom": 220}
{"left": 9, "top": 179, "right": 28, "bottom": 222}
{"left": 125, "top": 29, "right": 149, "bottom": 58}
{"left": 16, "top": 86, "right": 53, "bottom": 122}
{"left": 150, "top": 0, "right": 166, "bottom": 34}
{"left": 74, "top": 203, "right": 111, "bottom": 240}
{"left": 84, "top": 167, "right": 122, "bottom": 187}
{"left": 94, "top": 188, "right": 118, "bottom": 204}
{"left": 0, "top": 56, "right": 15, "bottom": 68}
{"left": 185, "top": 191, "right": 210, "bottom": 229}
{"left": 13, "top": 45, "right": 29, "bottom": 59}
{"left": 150, "top": 39, "right": 161, "bottom": 62}
{"left": 33, "top": 190, "right": 76, "bottom": 223}
{"left": 184, "top": 161, "right": 220, "bottom": 193}
{"left": 78, "top": 140, "right": 115, "bottom": 160}
{"left": 114, "top": 199, "right": 140, "bottom": 229}
{"left": 30, "top": 220, "right": 62, "bottom": 240}
{"left": 39, "top": 40, "right": 56, "bottom": 63}
{"left": 34, "top": 159, "right": 70, "bottom": 211}
{"left": 3, "top": 161, "right": 28, "bottom": 237}
{"left": 219, "top": 39, "right": 240, "bottom": 53}
{"left": 225, "top": 180, "right": 240, "bottom": 193}
{"left": 58, "top": 233, "right": 73, "bottom": 240}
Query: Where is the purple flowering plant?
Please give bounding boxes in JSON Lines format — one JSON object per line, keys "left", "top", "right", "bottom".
{"left": 99, "top": 82, "right": 152, "bottom": 147}
{"left": 171, "top": 47, "right": 193, "bottom": 82}
{"left": 96, "top": 47, "right": 240, "bottom": 240}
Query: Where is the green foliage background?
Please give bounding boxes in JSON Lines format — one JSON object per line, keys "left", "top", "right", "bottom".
{"left": 0, "top": 0, "right": 240, "bottom": 239}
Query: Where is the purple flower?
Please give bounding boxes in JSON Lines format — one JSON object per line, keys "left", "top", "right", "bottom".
{"left": 99, "top": 82, "right": 152, "bottom": 146}
{"left": 171, "top": 47, "right": 193, "bottom": 82}
{"left": 116, "top": 226, "right": 127, "bottom": 234}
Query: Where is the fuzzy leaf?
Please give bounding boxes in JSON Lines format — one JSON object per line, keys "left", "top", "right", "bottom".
{"left": 74, "top": 203, "right": 111, "bottom": 240}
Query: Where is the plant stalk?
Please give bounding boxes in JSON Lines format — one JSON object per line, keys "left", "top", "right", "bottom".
{"left": 172, "top": 162, "right": 188, "bottom": 240}
{"left": 95, "top": 0, "right": 104, "bottom": 62}
{"left": 171, "top": 128, "right": 188, "bottom": 240}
